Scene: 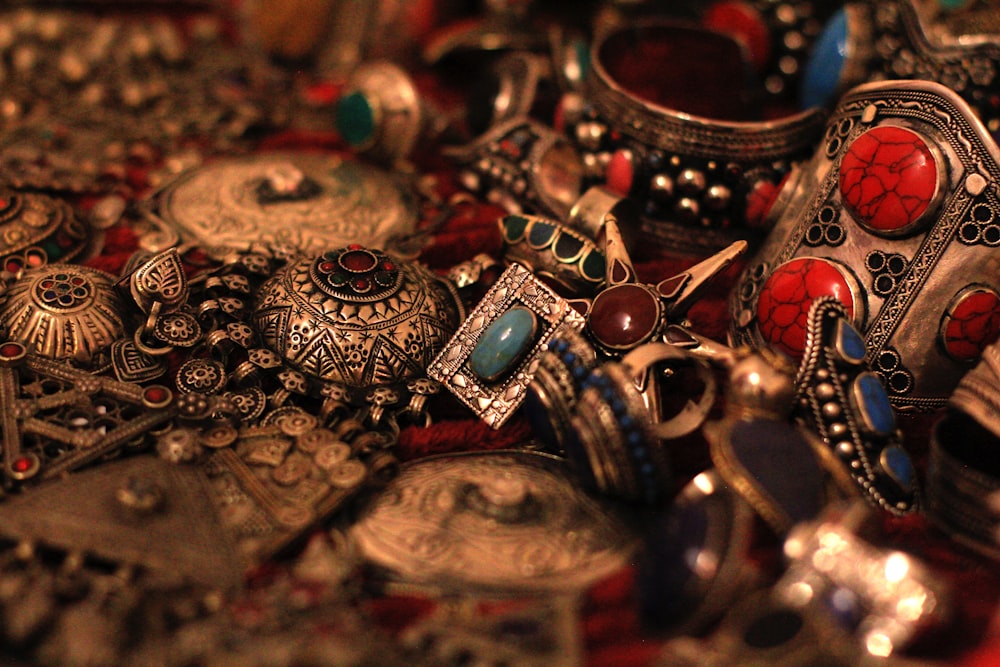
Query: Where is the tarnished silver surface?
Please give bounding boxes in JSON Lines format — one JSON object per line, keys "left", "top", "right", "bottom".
{"left": 428, "top": 262, "right": 586, "bottom": 429}
{"left": 730, "top": 79, "right": 1000, "bottom": 411}
{"left": 350, "top": 450, "right": 636, "bottom": 593}
{"left": 252, "top": 247, "right": 463, "bottom": 390}
{"left": 0, "top": 264, "right": 124, "bottom": 366}
{"left": 146, "top": 153, "right": 421, "bottom": 255}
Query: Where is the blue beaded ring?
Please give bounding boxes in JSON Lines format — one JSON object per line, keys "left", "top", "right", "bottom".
{"left": 794, "top": 297, "right": 920, "bottom": 515}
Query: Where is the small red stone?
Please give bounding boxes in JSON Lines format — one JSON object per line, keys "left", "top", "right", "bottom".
{"left": 6, "top": 259, "right": 21, "bottom": 273}
{"left": 756, "top": 257, "right": 856, "bottom": 359}
{"left": 11, "top": 456, "right": 33, "bottom": 473}
{"left": 839, "top": 126, "right": 938, "bottom": 234}
{"left": 588, "top": 284, "right": 661, "bottom": 349}
{"left": 380, "top": 260, "right": 396, "bottom": 271}
{"left": 340, "top": 249, "right": 377, "bottom": 273}
{"left": 605, "top": 150, "right": 634, "bottom": 196}
{"left": 941, "top": 288, "right": 1000, "bottom": 361}
{"left": 143, "top": 385, "right": 171, "bottom": 405}
{"left": 318, "top": 261, "right": 336, "bottom": 272}
{"left": 353, "top": 278, "right": 371, "bottom": 291}
{"left": 0, "top": 342, "right": 24, "bottom": 358}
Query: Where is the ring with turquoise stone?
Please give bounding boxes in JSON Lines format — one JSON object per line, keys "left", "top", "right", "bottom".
{"left": 793, "top": 297, "right": 919, "bottom": 515}
{"left": 428, "top": 262, "right": 587, "bottom": 429}
{"left": 499, "top": 213, "right": 607, "bottom": 298}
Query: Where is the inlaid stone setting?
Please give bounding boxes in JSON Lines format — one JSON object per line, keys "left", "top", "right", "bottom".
{"left": 839, "top": 126, "right": 940, "bottom": 236}
{"left": 939, "top": 286, "right": 1000, "bottom": 362}
{"left": 468, "top": 306, "right": 539, "bottom": 382}
{"left": 756, "top": 257, "right": 857, "bottom": 359}
{"left": 853, "top": 372, "right": 895, "bottom": 436}
{"left": 587, "top": 283, "right": 662, "bottom": 351}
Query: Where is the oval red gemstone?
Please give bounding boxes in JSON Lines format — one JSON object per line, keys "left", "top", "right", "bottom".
{"left": 0, "top": 342, "right": 24, "bottom": 358}
{"left": 941, "top": 287, "right": 1000, "bottom": 362}
{"left": 11, "top": 456, "right": 33, "bottom": 473}
{"left": 605, "top": 149, "right": 634, "bottom": 196}
{"left": 380, "top": 260, "right": 395, "bottom": 271}
{"left": 587, "top": 283, "right": 661, "bottom": 349}
{"left": 340, "top": 249, "right": 377, "bottom": 273}
{"left": 839, "top": 126, "right": 938, "bottom": 234}
{"left": 757, "top": 257, "right": 856, "bottom": 359}
{"left": 143, "top": 385, "right": 171, "bottom": 404}
{"left": 318, "top": 261, "right": 336, "bottom": 272}
{"left": 353, "top": 278, "right": 371, "bottom": 291}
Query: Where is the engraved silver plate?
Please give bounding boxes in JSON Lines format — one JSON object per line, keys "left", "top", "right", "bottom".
{"left": 350, "top": 450, "right": 636, "bottom": 593}
{"left": 146, "top": 153, "right": 420, "bottom": 255}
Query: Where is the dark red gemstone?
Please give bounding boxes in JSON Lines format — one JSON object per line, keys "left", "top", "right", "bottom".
{"left": 6, "top": 259, "right": 21, "bottom": 273}
{"left": 143, "top": 385, "right": 170, "bottom": 404}
{"left": 756, "top": 257, "right": 855, "bottom": 359}
{"left": 353, "top": 278, "right": 371, "bottom": 291}
{"left": 318, "top": 261, "right": 336, "bottom": 272}
{"left": 0, "top": 342, "right": 23, "bottom": 358}
{"left": 657, "top": 274, "right": 689, "bottom": 300}
{"left": 606, "top": 149, "right": 634, "bottom": 196}
{"left": 347, "top": 244, "right": 363, "bottom": 250}
{"left": 587, "top": 284, "right": 661, "bottom": 349}
{"left": 340, "top": 249, "right": 377, "bottom": 273}
{"left": 941, "top": 288, "right": 1000, "bottom": 361}
{"left": 11, "top": 456, "right": 32, "bottom": 473}
{"left": 839, "top": 126, "right": 938, "bottom": 233}
{"left": 40, "top": 280, "right": 54, "bottom": 288}
{"left": 380, "top": 260, "right": 395, "bottom": 271}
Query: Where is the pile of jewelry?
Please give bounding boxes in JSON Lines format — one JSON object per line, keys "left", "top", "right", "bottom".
{"left": 1, "top": 0, "right": 999, "bottom": 665}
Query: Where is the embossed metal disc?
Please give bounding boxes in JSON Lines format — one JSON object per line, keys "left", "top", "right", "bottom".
{"left": 0, "top": 264, "right": 124, "bottom": 363}
{"left": 350, "top": 451, "right": 636, "bottom": 593}
{"left": 253, "top": 250, "right": 463, "bottom": 389}
{"left": 150, "top": 153, "right": 419, "bottom": 254}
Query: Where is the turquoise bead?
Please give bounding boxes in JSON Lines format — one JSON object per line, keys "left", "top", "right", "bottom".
{"left": 800, "top": 8, "right": 848, "bottom": 110}
{"left": 469, "top": 306, "right": 539, "bottom": 382}
{"left": 854, "top": 372, "right": 895, "bottom": 436}
{"left": 834, "top": 318, "right": 866, "bottom": 365}
{"left": 880, "top": 445, "right": 916, "bottom": 491}
{"left": 335, "top": 91, "right": 376, "bottom": 147}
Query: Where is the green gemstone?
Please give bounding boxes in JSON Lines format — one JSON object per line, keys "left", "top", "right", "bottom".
{"left": 527, "top": 220, "right": 557, "bottom": 249}
{"left": 502, "top": 215, "right": 530, "bottom": 244}
{"left": 580, "top": 249, "right": 606, "bottom": 282}
{"left": 468, "top": 306, "right": 539, "bottom": 382}
{"left": 553, "top": 231, "right": 585, "bottom": 261}
{"left": 335, "top": 91, "right": 376, "bottom": 147}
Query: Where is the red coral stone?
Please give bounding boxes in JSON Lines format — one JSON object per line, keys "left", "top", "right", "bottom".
{"left": 756, "top": 257, "right": 855, "bottom": 359}
{"left": 605, "top": 149, "right": 634, "bottom": 196}
{"left": 941, "top": 288, "right": 1000, "bottom": 361}
{"left": 839, "top": 126, "right": 938, "bottom": 233}
{"left": 702, "top": 1, "right": 772, "bottom": 73}
{"left": 588, "top": 283, "right": 661, "bottom": 349}
{"left": 340, "top": 249, "right": 377, "bottom": 273}
{"left": 143, "top": 385, "right": 171, "bottom": 405}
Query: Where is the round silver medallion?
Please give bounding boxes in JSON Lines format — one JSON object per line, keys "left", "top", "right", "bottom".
{"left": 350, "top": 451, "right": 637, "bottom": 593}
{"left": 148, "top": 153, "right": 420, "bottom": 255}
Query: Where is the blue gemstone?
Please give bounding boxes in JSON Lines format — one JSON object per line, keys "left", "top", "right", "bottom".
{"left": 800, "top": 8, "right": 848, "bottom": 110}
{"left": 854, "top": 372, "right": 896, "bottom": 435}
{"left": 468, "top": 306, "right": 538, "bottom": 382}
{"left": 835, "top": 318, "right": 866, "bottom": 365}
{"left": 880, "top": 445, "right": 916, "bottom": 491}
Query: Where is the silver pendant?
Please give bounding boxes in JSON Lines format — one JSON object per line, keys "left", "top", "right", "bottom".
{"left": 144, "top": 153, "right": 421, "bottom": 256}
{"left": 350, "top": 450, "right": 637, "bottom": 594}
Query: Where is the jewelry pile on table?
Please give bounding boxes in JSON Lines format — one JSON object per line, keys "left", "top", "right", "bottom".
{"left": 0, "top": 1, "right": 998, "bottom": 665}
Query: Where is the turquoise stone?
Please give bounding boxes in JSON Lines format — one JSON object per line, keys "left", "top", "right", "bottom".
{"left": 880, "top": 445, "right": 916, "bottom": 491}
{"left": 799, "top": 8, "right": 848, "bottom": 110}
{"left": 469, "top": 306, "right": 539, "bottom": 382}
{"left": 854, "top": 372, "right": 895, "bottom": 436}
{"left": 834, "top": 318, "right": 866, "bottom": 365}
{"left": 937, "top": 0, "right": 971, "bottom": 10}
{"left": 335, "top": 91, "right": 376, "bottom": 147}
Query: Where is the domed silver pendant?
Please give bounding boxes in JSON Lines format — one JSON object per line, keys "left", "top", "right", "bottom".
{"left": 252, "top": 246, "right": 464, "bottom": 390}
